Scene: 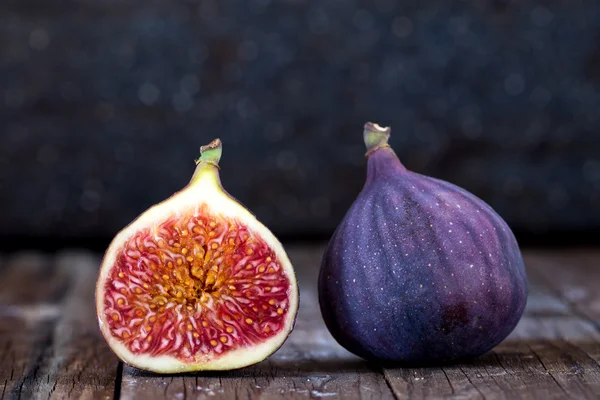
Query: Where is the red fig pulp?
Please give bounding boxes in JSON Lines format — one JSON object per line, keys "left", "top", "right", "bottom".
{"left": 318, "top": 123, "right": 528, "bottom": 365}
{"left": 96, "top": 139, "right": 299, "bottom": 372}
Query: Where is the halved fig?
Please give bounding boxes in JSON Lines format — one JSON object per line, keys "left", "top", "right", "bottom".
{"left": 96, "top": 139, "right": 299, "bottom": 373}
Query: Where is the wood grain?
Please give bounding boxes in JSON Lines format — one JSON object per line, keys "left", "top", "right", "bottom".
{"left": 1, "top": 248, "right": 600, "bottom": 399}
{"left": 526, "top": 250, "right": 600, "bottom": 321}
{"left": 0, "top": 252, "right": 119, "bottom": 399}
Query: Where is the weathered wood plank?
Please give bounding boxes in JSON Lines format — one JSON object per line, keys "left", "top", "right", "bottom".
{"left": 524, "top": 251, "right": 600, "bottom": 399}
{"left": 118, "top": 247, "right": 600, "bottom": 399}
{"left": 0, "top": 252, "right": 119, "bottom": 399}
{"left": 526, "top": 250, "right": 600, "bottom": 322}
{"left": 3, "top": 247, "right": 598, "bottom": 399}
{"left": 383, "top": 251, "right": 600, "bottom": 400}
{"left": 522, "top": 253, "right": 600, "bottom": 369}
{"left": 119, "top": 245, "right": 395, "bottom": 399}
{"left": 0, "top": 253, "right": 68, "bottom": 399}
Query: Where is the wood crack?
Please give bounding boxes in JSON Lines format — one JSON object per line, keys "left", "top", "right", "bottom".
{"left": 484, "top": 360, "right": 517, "bottom": 397}
{"left": 529, "top": 344, "right": 570, "bottom": 398}
{"left": 458, "top": 365, "right": 487, "bottom": 399}
{"left": 381, "top": 370, "right": 399, "bottom": 400}
{"left": 491, "top": 352, "right": 521, "bottom": 396}
{"left": 181, "top": 376, "right": 187, "bottom": 400}
{"left": 47, "top": 376, "right": 58, "bottom": 399}
{"left": 113, "top": 361, "right": 123, "bottom": 400}
{"left": 68, "top": 375, "right": 76, "bottom": 398}
{"left": 441, "top": 368, "right": 455, "bottom": 394}
{"left": 11, "top": 321, "right": 55, "bottom": 399}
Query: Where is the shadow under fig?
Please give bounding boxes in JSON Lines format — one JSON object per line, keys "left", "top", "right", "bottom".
{"left": 125, "top": 338, "right": 599, "bottom": 378}
{"left": 126, "top": 356, "right": 374, "bottom": 378}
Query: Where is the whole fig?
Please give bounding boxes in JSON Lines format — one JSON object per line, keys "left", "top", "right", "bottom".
{"left": 318, "top": 123, "right": 528, "bottom": 365}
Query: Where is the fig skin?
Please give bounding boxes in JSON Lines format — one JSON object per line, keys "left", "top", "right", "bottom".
{"left": 318, "top": 123, "right": 528, "bottom": 365}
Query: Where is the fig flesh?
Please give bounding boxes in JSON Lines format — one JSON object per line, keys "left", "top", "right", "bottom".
{"left": 318, "top": 123, "right": 528, "bottom": 365}
{"left": 96, "top": 139, "right": 298, "bottom": 373}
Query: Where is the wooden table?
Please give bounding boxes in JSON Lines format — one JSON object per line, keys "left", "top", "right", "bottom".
{"left": 1, "top": 246, "right": 599, "bottom": 399}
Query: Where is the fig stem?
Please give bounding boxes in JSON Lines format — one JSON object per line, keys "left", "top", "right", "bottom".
{"left": 364, "top": 122, "right": 391, "bottom": 157}
{"left": 196, "top": 138, "right": 222, "bottom": 167}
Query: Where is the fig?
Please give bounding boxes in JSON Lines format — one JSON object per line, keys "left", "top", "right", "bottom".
{"left": 318, "top": 123, "right": 528, "bottom": 365}
{"left": 96, "top": 139, "right": 298, "bottom": 373}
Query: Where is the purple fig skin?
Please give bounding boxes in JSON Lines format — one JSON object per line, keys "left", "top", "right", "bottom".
{"left": 318, "top": 123, "right": 528, "bottom": 365}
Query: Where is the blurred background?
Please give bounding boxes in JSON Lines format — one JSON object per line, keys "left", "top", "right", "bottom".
{"left": 1, "top": 0, "right": 599, "bottom": 250}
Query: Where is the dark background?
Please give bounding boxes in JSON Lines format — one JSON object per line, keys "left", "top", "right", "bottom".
{"left": 1, "top": 0, "right": 599, "bottom": 249}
